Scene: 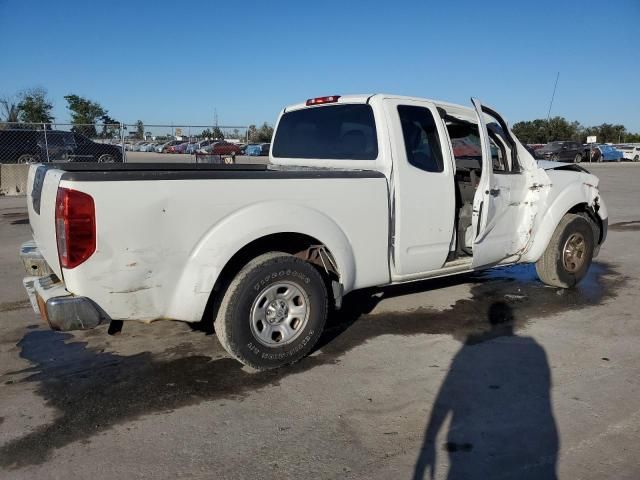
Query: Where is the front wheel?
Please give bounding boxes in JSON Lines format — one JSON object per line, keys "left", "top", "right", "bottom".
{"left": 535, "top": 214, "right": 595, "bottom": 288}
{"left": 214, "top": 252, "right": 328, "bottom": 370}
{"left": 574, "top": 153, "right": 582, "bottom": 163}
{"left": 634, "top": 155, "right": 639, "bottom": 162}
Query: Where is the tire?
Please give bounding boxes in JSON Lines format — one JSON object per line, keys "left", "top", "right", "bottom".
{"left": 535, "top": 214, "right": 595, "bottom": 288}
{"left": 574, "top": 153, "right": 582, "bottom": 163}
{"left": 97, "top": 154, "right": 116, "bottom": 163}
{"left": 17, "top": 154, "right": 38, "bottom": 164}
{"left": 223, "top": 155, "right": 235, "bottom": 165}
{"left": 551, "top": 154, "right": 559, "bottom": 161}
{"left": 634, "top": 155, "right": 639, "bottom": 162}
{"left": 214, "top": 252, "right": 328, "bottom": 370}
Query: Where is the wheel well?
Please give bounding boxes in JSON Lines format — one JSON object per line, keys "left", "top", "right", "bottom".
{"left": 567, "top": 203, "right": 604, "bottom": 243}
{"left": 201, "top": 233, "right": 340, "bottom": 324}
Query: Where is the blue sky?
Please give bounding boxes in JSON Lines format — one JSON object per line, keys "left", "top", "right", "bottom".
{"left": 1, "top": 0, "right": 639, "bottom": 130}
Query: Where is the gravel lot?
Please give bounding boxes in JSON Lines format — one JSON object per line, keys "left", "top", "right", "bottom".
{"left": 0, "top": 163, "right": 639, "bottom": 479}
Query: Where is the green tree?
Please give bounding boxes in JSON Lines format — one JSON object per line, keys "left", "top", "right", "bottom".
{"left": 583, "top": 124, "right": 627, "bottom": 143}
{"left": 255, "top": 122, "right": 274, "bottom": 142}
{"left": 247, "top": 124, "right": 257, "bottom": 142}
{"left": 64, "top": 94, "right": 107, "bottom": 137}
{"left": 17, "top": 88, "right": 54, "bottom": 125}
{"left": 512, "top": 117, "right": 582, "bottom": 143}
{"left": 212, "top": 126, "right": 224, "bottom": 139}
{"left": 200, "top": 128, "right": 212, "bottom": 139}
{"left": 135, "top": 120, "right": 144, "bottom": 139}
{"left": 624, "top": 132, "right": 640, "bottom": 143}
{"left": 0, "top": 95, "right": 20, "bottom": 123}
{"left": 99, "top": 114, "right": 120, "bottom": 138}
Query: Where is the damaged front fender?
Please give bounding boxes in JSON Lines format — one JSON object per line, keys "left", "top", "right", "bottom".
{"left": 520, "top": 170, "right": 608, "bottom": 263}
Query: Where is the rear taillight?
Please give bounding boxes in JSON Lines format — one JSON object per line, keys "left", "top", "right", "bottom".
{"left": 55, "top": 188, "right": 96, "bottom": 269}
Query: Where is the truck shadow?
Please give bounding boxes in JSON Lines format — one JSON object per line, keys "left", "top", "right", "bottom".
{"left": 0, "top": 262, "right": 624, "bottom": 469}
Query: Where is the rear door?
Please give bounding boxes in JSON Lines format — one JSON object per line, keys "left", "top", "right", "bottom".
{"left": 385, "top": 98, "right": 456, "bottom": 279}
{"left": 470, "top": 98, "right": 536, "bottom": 268}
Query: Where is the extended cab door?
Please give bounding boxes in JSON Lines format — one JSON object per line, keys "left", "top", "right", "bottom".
{"left": 470, "top": 98, "right": 536, "bottom": 268}
{"left": 385, "top": 98, "right": 456, "bottom": 279}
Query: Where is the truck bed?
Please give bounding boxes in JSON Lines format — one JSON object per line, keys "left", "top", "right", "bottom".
{"left": 27, "top": 161, "right": 390, "bottom": 323}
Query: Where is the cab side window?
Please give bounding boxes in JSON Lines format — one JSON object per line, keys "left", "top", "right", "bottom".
{"left": 397, "top": 105, "right": 444, "bottom": 173}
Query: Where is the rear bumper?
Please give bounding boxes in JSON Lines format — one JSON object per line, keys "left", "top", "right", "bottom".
{"left": 21, "top": 241, "right": 106, "bottom": 331}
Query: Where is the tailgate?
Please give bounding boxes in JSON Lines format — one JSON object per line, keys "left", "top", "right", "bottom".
{"left": 27, "top": 165, "right": 64, "bottom": 278}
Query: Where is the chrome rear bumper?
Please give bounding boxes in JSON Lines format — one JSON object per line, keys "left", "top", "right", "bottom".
{"left": 21, "top": 241, "right": 106, "bottom": 331}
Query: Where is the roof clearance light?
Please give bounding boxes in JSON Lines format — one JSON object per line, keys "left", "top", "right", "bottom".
{"left": 306, "top": 95, "right": 341, "bottom": 106}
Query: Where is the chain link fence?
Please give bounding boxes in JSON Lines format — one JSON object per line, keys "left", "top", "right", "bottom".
{"left": 0, "top": 122, "right": 254, "bottom": 164}
{"left": 0, "top": 122, "right": 271, "bottom": 195}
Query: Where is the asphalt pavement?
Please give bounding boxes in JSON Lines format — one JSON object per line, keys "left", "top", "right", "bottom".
{"left": 0, "top": 163, "right": 639, "bottom": 479}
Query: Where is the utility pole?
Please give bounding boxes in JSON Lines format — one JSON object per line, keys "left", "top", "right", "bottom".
{"left": 545, "top": 72, "right": 560, "bottom": 142}
{"left": 546, "top": 72, "right": 560, "bottom": 122}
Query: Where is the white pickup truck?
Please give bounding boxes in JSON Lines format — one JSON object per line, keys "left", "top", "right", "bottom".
{"left": 21, "top": 94, "right": 608, "bottom": 369}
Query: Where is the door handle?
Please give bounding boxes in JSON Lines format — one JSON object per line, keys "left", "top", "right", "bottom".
{"left": 486, "top": 188, "right": 500, "bottom": 197}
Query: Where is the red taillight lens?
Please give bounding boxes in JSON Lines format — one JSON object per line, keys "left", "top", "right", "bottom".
{"left": 55, "top": 188, "right": 96, "bottom": 269}
{"left": 306, "top": 95, "right": 341, "bottom": 106}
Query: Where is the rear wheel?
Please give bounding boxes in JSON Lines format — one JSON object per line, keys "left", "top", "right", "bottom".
{"left": 97, "top": 154, "right": 116, "bottom": 163}
{"left": 536, "top": 214, "right": 595, "bottom": 288}
{"left": 634, "top": 155, "right": 639, "bottom": 162}
{"left": 17, "top": 154, "right": 38, "bottom": 164}
{"left": 551, "top": 153, "right": 560, "bottom": 161}
{"left": 214, "top": 252, "right": 328, "bottom": 370}
{"left": 574, "top": 153, "right": 582, "bottom": 163}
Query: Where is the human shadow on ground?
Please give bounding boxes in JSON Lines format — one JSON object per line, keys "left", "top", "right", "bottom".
{"left": 413, "top": 301, "right": 559, "bottom": 480}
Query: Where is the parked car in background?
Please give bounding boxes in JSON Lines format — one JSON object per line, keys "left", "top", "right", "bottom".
{"left": 590, "top": 144, "right": 624, "bottom": 162}
{"left": 131, "top": 141, "right": 146, "bottom": 152}
{"left": 616, "top": 144, "right": 640, "bottom": 162}
{"left": 186, "top": 140, "right": 213, "bottom": 154}
{"left": 158, "top": 140, "right": 185, "bottom": 153}
{"left": 139, "top": 142, "right": 157, "bottom": 152}
{"left": 198, "top": 141, "right": 242, "bottom": 156}
{"left": 0, "top": 129, "right": 122, "bottom": 163}
{"left": 527, "top": 144, "right": 545, "bottom": 152}
{"left": 535, "top": 141, "right": 584, "bottom": 163}
{"left": 245, "top": 143, "right": 270, "bottom": 156}
{"left": 168, "top": 142, "right": 189, "bottom": 154}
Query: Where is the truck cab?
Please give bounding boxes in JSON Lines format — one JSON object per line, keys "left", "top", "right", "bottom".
{"left": 272, "top": 94, "right": 603, "bottom": 278}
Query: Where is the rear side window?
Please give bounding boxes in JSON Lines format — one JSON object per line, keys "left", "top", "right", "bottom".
{"left": 272, "top": 104, "right": 378, "bottom": 160}
{"left": 397, "top": 105, "right": 444, "bottom": 172}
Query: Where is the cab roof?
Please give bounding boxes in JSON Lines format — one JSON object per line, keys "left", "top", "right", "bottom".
{"left": 282, "top": 93, "right": 477, "bottom": 121}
